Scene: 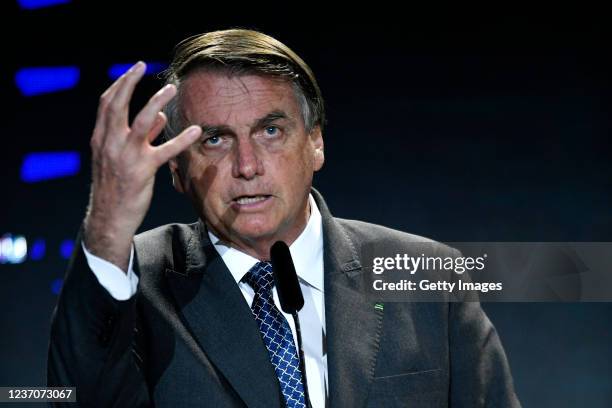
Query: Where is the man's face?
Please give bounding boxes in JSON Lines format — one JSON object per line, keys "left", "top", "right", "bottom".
{"left": 169, "top": 71, "right": 324, "bottom": 258}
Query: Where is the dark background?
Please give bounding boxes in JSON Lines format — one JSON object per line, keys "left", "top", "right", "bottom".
{"left": 1, "top": 2, "right": 610, "bottom": 406}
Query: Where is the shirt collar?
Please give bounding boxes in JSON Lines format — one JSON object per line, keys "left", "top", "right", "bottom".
{"left": 208, "top": 194, "right": 324, "bottom": 292}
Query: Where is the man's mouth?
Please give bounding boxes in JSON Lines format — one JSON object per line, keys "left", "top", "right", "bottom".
{"left": 232, "top": 195, "right": 271, "bottom": 205}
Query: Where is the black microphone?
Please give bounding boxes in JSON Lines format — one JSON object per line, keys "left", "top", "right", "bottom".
{"left": 270, "top": 241, "right": 304, "bottom": 314}
{"left": 270, "top": 241, "right": 311, "bottom": 408}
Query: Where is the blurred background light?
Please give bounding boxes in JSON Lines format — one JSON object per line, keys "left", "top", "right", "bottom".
{"left": 59, "top": 239, "right": 74, "bottom": 260}
{"left": 51, "top": 278, "right": 64, "bottom": 295}
{"left": 18, "top": 0, "right": 70, "bottom": 10}
{"left": 21, "top": 151, "right": 81, "bottom": 183}
{"left": 0, "top": 234, "right": 28, "bottom": 264}
{"left": 15, "top": 66, "right": 80, "bottom": 96}
{"left": 30, "top": 239, "right": 46, "bottom": 260}
{"left": 108, "top": 62, "right": 168, "bottom": 80}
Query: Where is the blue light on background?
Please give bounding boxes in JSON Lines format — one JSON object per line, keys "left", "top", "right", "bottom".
{"left": 21, "top": 151, "right": 80, "bottom": 183}
{"left": 18, "top": 0, "right": 70, "bottom": 9}
{"left": 30, "top": 239, "right": 46, "bottom": 260}
{"left": 108, "top": 62, "right": 168, "bottom": 80}
{"left": 51, "top": 278, "right": 63, "bottom": 295}
{"left": 15, "top": 66, "right": 80, "bottom": 96}
{"left": 60, "top": 240, "right": 74, "bottom": 260}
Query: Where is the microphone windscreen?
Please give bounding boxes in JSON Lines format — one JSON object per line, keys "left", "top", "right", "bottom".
{"left": 270, "top": 241, "right": 305, "bottom": 313}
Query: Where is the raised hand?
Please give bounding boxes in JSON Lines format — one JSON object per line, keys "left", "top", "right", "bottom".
{"left": 83, "top": 62, "right": 201, "bottom": 272}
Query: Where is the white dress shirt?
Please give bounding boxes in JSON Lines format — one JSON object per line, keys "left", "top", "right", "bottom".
{"left": 83, "top": 194, "right": 327, "bottom": 407}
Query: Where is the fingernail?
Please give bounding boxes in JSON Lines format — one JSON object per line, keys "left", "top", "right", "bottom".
{"left": 186, "top": 126, "right": 201, "bottom": 137}
{"left": 155, "top": 84, "right": 174, "bottom": 97}
{"left": 129, "top": 61, "right": 145, "bottom": 73}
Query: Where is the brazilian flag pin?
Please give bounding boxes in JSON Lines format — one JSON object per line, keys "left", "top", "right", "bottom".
{"left": 374, "top": 302, "right": 384, "bottom": 311}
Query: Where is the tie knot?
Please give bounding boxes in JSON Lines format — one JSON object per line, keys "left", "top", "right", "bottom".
{"left": 243, "top": 261, "right": 274, "bottom": 294}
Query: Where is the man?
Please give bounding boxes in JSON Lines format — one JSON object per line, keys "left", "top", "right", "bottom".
{"left": 48, "top": 29, "right": 520, "bottom": 407}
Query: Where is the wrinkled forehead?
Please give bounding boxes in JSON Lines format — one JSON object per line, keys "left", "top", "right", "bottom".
{"left": 178, "top": 70, "right": 301, "bottom": 127}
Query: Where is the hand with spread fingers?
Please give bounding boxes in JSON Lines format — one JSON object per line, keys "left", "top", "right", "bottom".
{"left": 83, "top": 61, "right": 202, "bottom": 272}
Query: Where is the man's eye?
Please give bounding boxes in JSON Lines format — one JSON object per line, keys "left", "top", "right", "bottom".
{"left": 264, "top": 126, "right": 279, "bottom": 137}
{"left": 204, "top": 135, "right": 221, "bottom": 146}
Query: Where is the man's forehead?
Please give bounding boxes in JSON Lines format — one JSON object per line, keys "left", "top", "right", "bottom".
{"left": 180, "top": 71, "right": 299, "bottom": 124}
{"left": 182, "top": 71, "right": 294, "bottom": 102}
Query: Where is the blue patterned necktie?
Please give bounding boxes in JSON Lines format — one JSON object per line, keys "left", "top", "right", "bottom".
{"left": 243, "top": 261, "right": 307, "bottom": 408}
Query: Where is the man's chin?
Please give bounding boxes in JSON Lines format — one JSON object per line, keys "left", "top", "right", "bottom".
{"left": 229, "top": 220, "right": 279, "bottom": 243}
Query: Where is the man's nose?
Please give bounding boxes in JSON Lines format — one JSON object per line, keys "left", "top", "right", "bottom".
{"left": 232, "top": 138, "right": 262, "bottom": 180}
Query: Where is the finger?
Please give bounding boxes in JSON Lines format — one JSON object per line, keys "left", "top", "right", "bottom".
{"left": 92, "top": 71, "right": 131, "bottom": 148}
{"left": 104, "top": 61, "right": 147, "bottom": 136}
{"left": 93, "top": 62, "right": 146, "bottom": 149}
{"left": 99, "top": 64, "right": 135, "bottom": 109}
{"left": 153, "top": 125, "right": 201, "bottom": 166}
{"left": 145, "top": 111, "right": 167, "bottom": 144}
{"left": 130, "top": 84, "right": 177, "bottom": 140}
{"left": 96, "top": 62, "right": 144, "bottom": 126}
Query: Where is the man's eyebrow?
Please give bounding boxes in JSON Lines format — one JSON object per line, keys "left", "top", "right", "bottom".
{"left": 252, "top": 110, "right": 292, "bottom": 129}
{"left": 199, "top": 124, "right": 232, "bottom": 136}
{"left": 197, "top": 110, "right": 293, "bottom": 136}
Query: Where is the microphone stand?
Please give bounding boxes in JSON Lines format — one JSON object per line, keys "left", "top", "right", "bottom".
{"left": 270, "top": 240, "right": 312, "bottom": 408}
{"left": 291, "top": 311, "right": 312, "bottom": 408}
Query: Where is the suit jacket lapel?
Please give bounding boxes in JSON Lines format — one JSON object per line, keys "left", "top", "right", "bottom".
{"left": 161, "top": 189, "right": 383, "bottom": 407}
{"left": 312, "top": 189, "right": 385, "bottom": 408}
{"left": 165, "top": 221, "right": 283, "bottom": 408}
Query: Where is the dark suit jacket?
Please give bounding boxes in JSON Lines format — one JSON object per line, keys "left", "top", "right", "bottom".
{"left": 48, "top": 189, "right": 521, "bottom": 407}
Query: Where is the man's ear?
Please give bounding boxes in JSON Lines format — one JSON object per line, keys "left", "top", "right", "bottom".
{"left": 169, "top": 158, "right": 185, "bottom": 193}
{"left": 310, "top": 125, "right": 325, "bottom": 171}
